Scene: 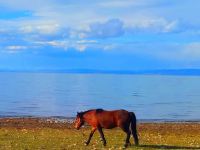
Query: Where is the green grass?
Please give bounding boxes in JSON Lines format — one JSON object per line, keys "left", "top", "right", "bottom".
{"left": 0, "top": 125, "right": 200, "bottom": 150}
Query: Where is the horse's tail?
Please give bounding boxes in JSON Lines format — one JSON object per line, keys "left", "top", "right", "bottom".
{"left": 129, "top": 112, "right": 139, "bottom": 145}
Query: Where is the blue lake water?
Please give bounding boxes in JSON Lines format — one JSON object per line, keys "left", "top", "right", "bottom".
{"left": 0, "top": 72, "right": 200, "bottom": 121}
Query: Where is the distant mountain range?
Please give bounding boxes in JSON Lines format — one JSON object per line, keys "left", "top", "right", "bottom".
{"left": 1, "top": 69, "right": 200, "bottom": 76}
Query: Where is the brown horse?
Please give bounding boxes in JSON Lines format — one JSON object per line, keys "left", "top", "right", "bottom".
{"left": 74, "top": 109, "right": 139, "bottom": 147}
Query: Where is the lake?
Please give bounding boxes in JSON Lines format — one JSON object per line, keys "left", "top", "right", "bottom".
{"left": 0, "top": 72, "right": 200, "bottom": 121}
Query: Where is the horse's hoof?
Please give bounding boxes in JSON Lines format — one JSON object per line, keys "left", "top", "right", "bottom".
{"left": 103, "top": 143, "right": 106, "bottom": 146}
{"left": 123, "top": 145, "right": 127, "bottom": 149}
{"left": 84, "top": 142, "right": 89, "bottom": 146}
{"left": 124, "top": 144, "right": 128, "bottom": 148}
{"left": 124, "top": 142, "right": 131, "bottom": 148}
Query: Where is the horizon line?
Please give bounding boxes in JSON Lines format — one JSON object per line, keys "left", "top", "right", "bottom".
{"left": 1, "top": 68, "right": 200, "bottom": 76}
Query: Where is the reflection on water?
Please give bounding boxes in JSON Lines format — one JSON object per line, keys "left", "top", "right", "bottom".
{"left": 0, "top": 72, "right": 200, "bottom": 120}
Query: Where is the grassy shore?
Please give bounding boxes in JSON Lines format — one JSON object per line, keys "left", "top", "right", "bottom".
{"left": 0, "top": 118, "right": 200, "bottom": 150}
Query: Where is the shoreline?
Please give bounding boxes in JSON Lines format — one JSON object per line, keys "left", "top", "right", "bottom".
{"left": 0, "top": 116, "right": 200, "bottom": 124}
{"left": 1, "top": 117, "right": 200, "bottom": 129}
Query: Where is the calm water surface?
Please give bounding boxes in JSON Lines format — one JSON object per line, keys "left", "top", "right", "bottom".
{"left": 0, "top": 72, "right": 200, "bottom": 120}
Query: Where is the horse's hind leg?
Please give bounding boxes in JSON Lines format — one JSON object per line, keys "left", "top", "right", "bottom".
{"left": 125, "top": 131, "right": 131, "bottom": 147}
{"left": 85, "top": 127, "right": 96, "bottom": 145}
{"left": 98, "top": 127, "right": 106, "bottom": 146}
{"left": 124, "top": 130, "right": 131, "bottom": 148}
{"left": 120, "top": 125, "right": 131, "bottom": 147}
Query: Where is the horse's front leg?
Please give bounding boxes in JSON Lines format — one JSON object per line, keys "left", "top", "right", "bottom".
{"left": 98, "top": 127, "right": 106, "bottom": 146}
{"left": 85, "top": 127, "right": 96, "bottom": 145}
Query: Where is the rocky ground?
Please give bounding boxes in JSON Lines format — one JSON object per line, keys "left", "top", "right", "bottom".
{"left": 0, "top": 118, "right": 200, "bottom": 150}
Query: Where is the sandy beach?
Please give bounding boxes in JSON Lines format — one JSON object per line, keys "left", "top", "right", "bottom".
{"left": 0, "top": 118, "right": 200, "bottom": 150}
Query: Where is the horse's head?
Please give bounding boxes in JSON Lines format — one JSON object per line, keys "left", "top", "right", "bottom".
{"left": 74, "top": 112, "right": 84, "bottom": 130}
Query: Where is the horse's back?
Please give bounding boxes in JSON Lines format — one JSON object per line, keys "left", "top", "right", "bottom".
{"left": 100, "top": 109, "right": 130, "bottom": 117}
{"left": 95, "top": 109, "right": 130, "bottom": 128}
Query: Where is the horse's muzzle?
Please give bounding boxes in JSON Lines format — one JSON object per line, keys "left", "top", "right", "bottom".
{"left": 74, "top": 125, "right": 80, "bottom": 130}
{"left": 76, "top": 127, "right": 80, "bottom": 130}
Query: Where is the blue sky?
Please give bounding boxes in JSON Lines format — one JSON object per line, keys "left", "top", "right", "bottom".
{"left": 0, "top": 0, "right": 200, "bottom": 71}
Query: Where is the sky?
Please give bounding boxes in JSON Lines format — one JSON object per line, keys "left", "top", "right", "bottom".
{"left": 0, "top": 0, "right": 200, "bottom": 71}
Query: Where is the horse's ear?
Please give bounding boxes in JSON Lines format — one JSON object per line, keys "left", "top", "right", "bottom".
{"left": 77, "top": 112, "right": 83, "bottom": 118}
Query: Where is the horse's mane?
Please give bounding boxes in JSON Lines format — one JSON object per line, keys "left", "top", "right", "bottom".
{"left": 78, "top": 109, "right": 104, "bottom": 116}
{"left": 96, "top": 108, "right": 104, "bottom": 113}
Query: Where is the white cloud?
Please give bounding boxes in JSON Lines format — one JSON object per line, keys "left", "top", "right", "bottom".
{"left": 76, "top": 40, "right": 97, "bottom": 44}
{"left": 136, "top": 42, "right": 200, "bottom": 61}
{"left": 33, "top": 39, "right": 96, "bottom": 52}
{"left": 124, "top": 16, "right": 178, "bottom": 33}
{"left": 5, "top": 45, "right": 27, "bottom": 53}
{"left": 0, "top": 0, "right": 56, "bottom": 12}
{"left": 34, "top": 40, "right": 67, "bottom": 48}
{"left": 75, "top": 45, "right": 87, "bottom": 52}
{"left": 99, "top": 0, "right": 142, "bottom": 8}
{"left": 103, "top": 44, "right": 116, "bottom": 50}
{"left": 98, "top": 0, "right": 165, "bottom": 8}
{"left": 0, "top": 0, "right": 180, "bottom": 35}
{"left": 6, "top": 45, "right": 27, "bottom": 50}
{"left": 86, "top": 19, "right": 124, "bottom": 38}
{"left": 182, "top": 42, "right": 200, "bottom": 59}
{"left": 163, "top": 20, "right": 178, "bottom": 32}
{"left": 0, "top": 0, "right": 199, "bottom": 56}
{"left": 20, "top": 24, "right": 60, "bottom": 35}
